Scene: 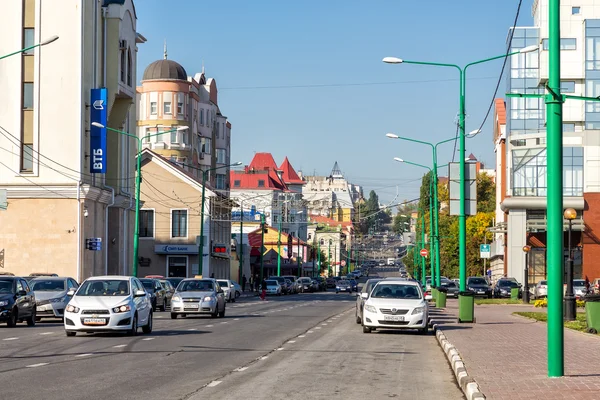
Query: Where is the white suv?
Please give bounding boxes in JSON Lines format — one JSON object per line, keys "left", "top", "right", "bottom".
{"left": 361, "top": 279, "right": 428, "bottom": 335}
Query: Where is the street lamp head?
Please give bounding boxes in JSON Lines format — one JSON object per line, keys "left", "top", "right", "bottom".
{"left": 41, "top": 35, "right": 59, "bottom": 46}
{"left": 386, "top": 133, "right": 399, "bottom": 139}
{"left": 91, "top": 122, "right": 105, "bottom": 129}
{"left": 563, "top": 208, "right": 577, "bottom": 220}
{"left": 382, "top": 57, "right": 403, "bottom": 64}
{"left": 233, "top": 161, "right": 243, "bottom": 166}
{"left": 522, "top": 245, "right": 531, "bottom": 253}
{"left": 393, "top": 157, "right": 404, "bottom": 163}
{"left": 467, "top": 129, "right": 481, "bottom": 138}
{"left": 176, "top": 126, "right": 189, "bottom": 131}
{"left": 519, "top": 45, "right": 539, "bottom": 53}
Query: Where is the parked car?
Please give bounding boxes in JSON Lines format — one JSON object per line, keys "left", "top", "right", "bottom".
{"left": 30, "top": 276, "right": 79, "bottom": 320}
{"left": 313, "top": 276, "right": 327, "bottom": 291}
{"left": 139, "top": 278, "right": 167, "bottom": 311}
{"left": 355, "top": 278, "right": 384, "bottom": 324}
{"left": 29, "top": 273, "right": 59, "bottom": 277}
{"left": 467, "top": 277, "right": 493, "bottom": 298}
{"left": 439, "top": 279, "right": 459, "bottom": 298}
{"left": 0, "top": 276, "right": 37, "bottom": 327}
{"left": 296, "top": 277, "right": 314, "bottom": 293}
{"left": 281, "top": 276, "right": 298, "bottom": 294}
{"left": 264, "top": 280, "right": 282, "bottom": 296}
{"left": 64, "top": 276, "right": 153, "bottom": 336}
{"left": 336, "top": 280, "right": 353, "bottom": 294}
{"left": 159, "top": 279, "right": 175, "bottom": 307}
{"left": 326, "top": 278, "right": 337, "bottom": 288}
{"left": 170, "top": 278, "right": 226, "bottom": 319}
{"left": 361, "top": 280, "right": 428, "bottom": 334}
{"left": 532, "top": 280, "right": 547, "bottom": 299}
{"left": 349, "top": 279, "right": 358, "bottom": 292}
{"left": 592, "top": 278, "right": 600, "bottom": 294}
{"left": 216, "top": 279, "right": 237, "bottom": 302}
{"left": 493, "top": 279, "right": 521, "bottom": 298}
{"left": 268, "top": 277, "right": 289, "bottom": 294}
{"left": 230, "top": 280, "right": 242, "bottom": 298}
{"left": 571, "top": 279, "right": 587, "bottom": 299}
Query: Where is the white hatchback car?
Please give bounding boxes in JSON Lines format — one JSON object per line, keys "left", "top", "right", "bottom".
{"left": 216, "top": 279, "right": 236, "bottom": 303}
{"left": 361, "top": 280, "right": 428, "bottom": 335}
{"left": 64, "top": 276, "right": 153, "bottom": 337}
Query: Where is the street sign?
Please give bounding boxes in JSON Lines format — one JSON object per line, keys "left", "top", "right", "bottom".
{"left": 90, "top": 88, "right": 107, "bottom": 173}
{"left": 420, "top": 248, "right": 429, "bottom": 257}
{"left": 86, "top": 238, "right": 102, "bottom": 251}
{"left": 480, "top": 244, "right": 491, "bottom": 259}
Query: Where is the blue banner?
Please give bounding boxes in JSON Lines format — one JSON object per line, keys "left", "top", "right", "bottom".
{"left": 90, "top": 88, "right": 107, "bottom": 173}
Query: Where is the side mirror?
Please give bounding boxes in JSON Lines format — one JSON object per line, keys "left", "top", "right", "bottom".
{"left": 17, "top": 290, "right": 27, "bottom": 296}
{"left": 134, "top": 289, "right": 147, "bottom": 297}
{"left": 67, "top": 289, "right": 76, "bottom": 297}
{"left": 361, "top": 293, "right": 369, "bottom": 299}
{"left": 230, "top": 284, "right": 235, "bottom": 288}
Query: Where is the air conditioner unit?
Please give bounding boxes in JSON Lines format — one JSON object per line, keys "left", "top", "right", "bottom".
{"left": 119, "top": 40, "right": 127, "bottom": 50}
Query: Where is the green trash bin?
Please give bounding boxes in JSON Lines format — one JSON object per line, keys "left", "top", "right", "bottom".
{"left": 437, "top": 287, "right": 448, "bottom": 308}
{"left": 584, "top": 294, "right": 600, "bottom": 334}
{"left": 458, "top": 291, "right": 475, "bottom": 323}
{"left": 431, "top": 288, "right": 438, "bottom": 305}
{"left": 511, "top": 287, "right": 519, "bottom": 300}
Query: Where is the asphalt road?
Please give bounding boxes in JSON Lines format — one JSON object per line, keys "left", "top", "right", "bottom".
{"left": 0, "top": 269, "right": 462, "bottom": 400}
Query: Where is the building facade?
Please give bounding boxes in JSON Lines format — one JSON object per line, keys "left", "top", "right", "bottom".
{"left": 0, "top": 0, "right": 142, "bottom": 280}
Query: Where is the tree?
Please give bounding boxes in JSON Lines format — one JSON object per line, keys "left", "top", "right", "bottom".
{"left": 476, "top": 172, "right": 496, "bottom": 214}
{"left": 392, "top": 200, "right": 416, "bottom": 234}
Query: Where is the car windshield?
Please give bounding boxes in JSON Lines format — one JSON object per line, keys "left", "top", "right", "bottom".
{"left": 499, "top": 280, "right": 519, "bottom": 288}
{"left": 573, "top": 280, "right": 585, "bottom": 287}
{"left": 177, "top": 280, "right": 214, "bottom": 292}
{"left": 371, "top": 284, "right": 421, "bottom": 299}
{"left": 217, "top": 280, "right": 229, "bottom": 287}
{"left": 265, "top": 280, "right": 277, "bottom": 285}
{"left": 31, "top": 280, "right": 65, "bottom": 291}
{"left": 140, "top": 280, "right": 155, "bottom": 290}
{"left": 468, "top": 278, "right": 487, "bottom": 285}
{"left": 0, "top": 280, "right": 14, "bottom": 294}
{"left": 539, "top": 280, "right": 547, "bottom": 285}
{"left": 441, "top": 281, "right": 456, "bottom": 288}
{"left": 338, "top": 280, "right": 349, "bottom": 285}
{"left": 77, "top": 280, "right": 129, "bottom": 296}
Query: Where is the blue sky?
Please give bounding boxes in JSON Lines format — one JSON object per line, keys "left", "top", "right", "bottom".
{"left": 135, "top": 0, "right": 534, "bottom": 205}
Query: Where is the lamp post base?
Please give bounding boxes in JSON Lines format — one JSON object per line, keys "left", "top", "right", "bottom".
{"left": 564, "top": 295, "right": 577, "bottom": 321}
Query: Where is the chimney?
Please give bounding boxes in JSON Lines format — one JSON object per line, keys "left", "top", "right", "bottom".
{"left": 244, "top": 165, "right": 249, "bottom": 173}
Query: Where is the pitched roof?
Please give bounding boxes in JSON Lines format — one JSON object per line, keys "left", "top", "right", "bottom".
{"left": 279, "top": 157, "right": 305, "bottom": 185}
{"left": 230, "top": 169, "right": 287, "bottom": 191}
{"left": 248, "top": 152, "right": 279, "bottom": 171}
{"left": 495, "top": 98, "right": 506, "bottom": 125}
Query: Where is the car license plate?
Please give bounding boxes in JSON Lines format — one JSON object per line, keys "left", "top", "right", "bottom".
{"left": 478, "top": 291, "right": 485, "bottom": 294}
{"left": 184, "top": 304, "right": 199, "bottom": 309}
{"left": 36, "top": 306, "right": 45, "bottom": 312}
{"left": 83, "top": 318, "right": 106, "bottom": 325}
{"left": 384, "top": 315, "right": 404, "bottom": 322}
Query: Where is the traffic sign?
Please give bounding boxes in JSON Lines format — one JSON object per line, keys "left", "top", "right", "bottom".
{"left": 420, "top": 248, "right": 429, "bottom": 257}
{"left": 480, "top": 244, "right": 491, "bottom": 259}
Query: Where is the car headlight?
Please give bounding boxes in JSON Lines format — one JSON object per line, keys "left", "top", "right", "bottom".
{"left": 412, "top": 306, "right": 425, "bottom": 315}
{"left": 112, "top": 305, "right": 131, "bottom": 313}
{"left": 66, "top": 304, "right": 80, "bottom": 313}
{"left": 172, "top": 295, "right": 181, "bottom": 302}
{"left": 203, "top": 296, "right": 215, "bottom": 302}
{"left": 0, "top": 300, "right": 9, "bottom": 306}
{"left": 364, "top": 304, "right": 376, "bottom": 313}
{"left": 49, "top": 297, "right": 65, "bottom": 303}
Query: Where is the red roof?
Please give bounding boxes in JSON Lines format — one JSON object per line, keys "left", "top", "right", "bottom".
{"left": 248, "top": 152, "right": 279, "bottom": 171}
{"left": 279, "top": 157, "right": 305, "bottom": 185}
{"left": 309, "top": 215, "right": 353, "bottom": 230}
{"left": 495, "top": 98, "right": 506, "bottom": 125}
{"left": 230, "top": 169, "right": 287, "bottom": 190}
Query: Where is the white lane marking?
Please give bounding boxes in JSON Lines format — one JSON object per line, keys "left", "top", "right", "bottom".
{"left": 233, "top": 318, "right": 240, "bottom": 321}
{"left": 142, "top": 337, "right": 156, "bottom": 341}
{"left": 40, "top": 332, "right": 53, "bottom": 335}
{"left": 260, "top": 356, "right": 268, "bottom": 360}
{"left": 322, "top": 323, "right": 328, "bottom": 326}
{"left": 315, "top": 327, "right": 322, "bottom": 330}
{"left": 155, "top": 316, "right": 164, "bottom": 318}
{"left": 276, "top": 347, "right": 284, "bottom": 351}
{"left": 220, "top": 321, "right": 228, "bottom": 324}
{"left": 287, "top": 340, "right": 296, "bottom": 344}
{"left": 298, "top": 335, "right": 306, "bottom": 338}
{"left": 113, "top": 344, "right": 127, "bottom": 348}
{"left": 188, "top": 328, "right": 197, "bottom": 331}
{"left": 205, "top": 324, "right": 214, "bottom": 327}
{"left": 234, "top": 367, "right": 248, "bottom": 372}
{"left": 3, "top": 337, "right": 18, "bottom": 341}
{"left": 307, "top": 331, "right": 314, "bottom": 334}
{"left": 207, "top": 381, "right": 222, "bottom": 387}
{"left": 75, "top": 353, "right": 93, "bottom": 357}
{"left": 26, "top": 363, "right": 49, "bottom": 368}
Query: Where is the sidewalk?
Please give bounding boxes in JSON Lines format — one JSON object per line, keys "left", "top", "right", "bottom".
{"left": 430, "top": 301, "right": 600, "bottom": 400}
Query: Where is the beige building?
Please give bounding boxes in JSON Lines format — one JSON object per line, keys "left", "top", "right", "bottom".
{"left": 137, "top": 149, "right": 232, "bottom": 278}
{"left": 0, "top": 0, "right": 143, "bottom": 280}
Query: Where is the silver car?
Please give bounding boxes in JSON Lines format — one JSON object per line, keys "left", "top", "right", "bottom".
{"left": 30, "top": 277, "right": 79, "bottom": 320}
{"left": 170, "top": 279, "right": 226, "bottom": 319}
{"left": 533, "top": 280, "right": 547, "bottom": 299}
{"left": 355, "top": 278, "right": 384, "bottom": 324}
{"left": 216, "top": 279, "right": 236, "bottom": 303}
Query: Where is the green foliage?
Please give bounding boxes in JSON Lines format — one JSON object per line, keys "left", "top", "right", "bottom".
{"left": 353, "top": 190, "right": 388, "bottom": 235}
{"left": 392, "top": 200, "right": 416, "bottom": 234}
{"left": 476, "top": 173, "right": 496, "bottom": 213}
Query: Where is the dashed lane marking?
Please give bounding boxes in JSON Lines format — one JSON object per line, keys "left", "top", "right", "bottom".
{"left": 207, "top": 381, "right": 222, "bottom": 387}
{"left": 75, "top": 353, "right": 93, "bottom": 357}
{"left": 113, "top": 344, "right": 127, "bottom": 348}
{"left": 142, "top": 337, "right": 156, "bottom": 340}
{"left": 26, "top": 363, "right": 49, "bottom": 368}
{"left": 3, "top": 337, "right": 19, "bottom": 341}
{"left": 234, "top": 367, "right": 248, "bottom": 372}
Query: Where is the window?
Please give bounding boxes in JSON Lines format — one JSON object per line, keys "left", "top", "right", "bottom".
{"left": 200, "top": 137, "right": 212, "bottom": 154}
{"left": 200, "top": 109, "right": 204, "bottom": 125}
{"left": 234, "top": 180, "right": 241, "bottom": 187}
{"left": 563, "top": 147, "right": 584, "bottom": 196}
{"left": 23, "top": 28, "right": 34, "bottom": 55}
{"left": 22, "top": 144, "right": 33, "bottom": 171}
{"left": 171, "top": 130, "right": 178, "bottom": 143}
{"left": 561, "top": 81, "right": 575, "bottom": 93}
{"left": 177, "top": 102, "right": 183, "bottom": 115}
{"left": 216, "top": 174, "right": 226, "bottom": 190}
{"left": 542, "top": 38, "right": 577, "bottom": 50}
{"left": 164, "top": 101, "right": 172, "bottom": 114}
{"left": 257, "top": 180, "right": 265, "bottom": 187}
{"left": 573, "top": 6, "right": 581, "bottom": 15}
{"left": 120, "top": 51, "right": 126, "bottom": 82}
{"left": 171, "top": 210, "right": 188, "bottom": 238}
{"left": 23, "top": 83, "right": 33, "bottom": 109}
{"left": 150, "top": 102, "right": 157, "bottom": 115}
{"left": 216, "top": 148, "right": 226, "bottom": 164}
{"left": 563, "top": 123, "right": 576, "bottom": 132}
{"left": 139, "top": 210, "right": 154, "bottom": 238}
{"left": 127, "top": 49, "right": 132, "bottom": 86}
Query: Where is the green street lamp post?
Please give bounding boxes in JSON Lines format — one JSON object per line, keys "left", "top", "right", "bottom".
{"left": 260, "top": 214, "right": 266, "bottom": 282}
{"left": 92, "top": 122, "right": 188, "bottom": 277}
{"left": 0, "top": 35, "right": 59, "bottom": 60}
{"left": 198, "top": 161, "right": 242, "bottom": 277}
{"left": 383, "top": 45, "right": 538, "bottom": 296}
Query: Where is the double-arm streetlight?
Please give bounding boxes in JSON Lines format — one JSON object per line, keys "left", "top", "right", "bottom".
{"left": 198, "top": 162, "right": 243, "bottom": 277}
{"left": 91, "top": 122, "right": 188, "bottom": 277}
{"left": 276, "top": 209, "right": 303, "bottom": 276}
{"left": 383, "top": 45, "right": 538, "bottom": 297}
{"left": 0, "top": 35, "right": 59, "bottom": 60}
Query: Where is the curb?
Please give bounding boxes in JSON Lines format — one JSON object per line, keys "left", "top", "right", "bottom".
{"left": 432, "top": 322, "right": 486, "bottom": 400}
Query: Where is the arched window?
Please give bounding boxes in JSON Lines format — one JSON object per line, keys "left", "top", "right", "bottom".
{"left": 120, "top": 50, "right": 126, "bottom": 82}
{"left": 127, "top": 48, "right": 132, "bottom": 86}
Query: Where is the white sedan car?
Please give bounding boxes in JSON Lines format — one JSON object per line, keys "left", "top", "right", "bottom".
{"left": 64, "top": 276, "right": 153, "bottom": 337}
{"left": 217, "top": 279, "right": 237, "bottom": 303}
{"left": 361, "top": 279, "right": 428, "bottom": 335}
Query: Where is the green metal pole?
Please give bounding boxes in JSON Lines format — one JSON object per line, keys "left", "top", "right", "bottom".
{"left": 198, "top": 171, "right": 207, "bottom": 277}
{"left": 239, "top": 201, "right": 243, "bottom": 284}
{"left": 432, "top": 147, "right": 441, "bottom": 287}
{"left": 277, "top": 218, "right": 282, "bottom": 276}
{"left": 0, "top": 37, "right": 58, "bottom": 61}
{"left": 260, "top": 214, "right": 265, "bottom": 282}
{"left": 297, "top": 235, "right": 301, "bottom": 278}
{"left": 316, "top": 239, "right": 320, "bottom": 278}
{"left": 132, "top": 139, "right": 142, "bottom": 277}
{"left": 547, "top": 0, "right": 564, "bottom": 378}
{"left": 428, "top": 179, "right": 435, "bottom": 286}
{"left": 421, "top": 212, "right": 426, "bottom": 286}
{"left": 458, "top": 70, "right": 467, "bottom": 292}
{"left": 328, "top": 241, "right": 331, "bottom": 277}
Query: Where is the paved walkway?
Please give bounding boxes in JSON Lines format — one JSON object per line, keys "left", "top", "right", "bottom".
{"left": 430, "top": 301, "right": 600, "bottom": 400}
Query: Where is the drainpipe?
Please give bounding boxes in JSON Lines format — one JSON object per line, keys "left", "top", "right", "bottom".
{"left": 76, "top": 181, "right": 82, "bottom": 283}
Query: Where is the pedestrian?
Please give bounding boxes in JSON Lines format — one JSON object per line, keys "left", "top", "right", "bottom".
{"left": 254, "top": 275, "right": 259, "bottom": 292}
{"left": 242, "top": 274, "right": 247, "bottom": 292}
{"left": 210, "top": 272, "right": 215, "bottom": 278}
{"left": 260, "top": 277, "right": 267, "bottom": 301}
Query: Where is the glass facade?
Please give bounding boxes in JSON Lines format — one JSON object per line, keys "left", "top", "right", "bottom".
{"left": 586, "top": 20, "right": 600, "bottom": 129}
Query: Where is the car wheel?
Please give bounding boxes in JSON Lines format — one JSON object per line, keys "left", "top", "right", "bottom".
{"left": 231, "top": 296, "right": 236, "bottom": 303}
{"left": 142, "top": 312, "right": 153, "bottom": 334}
{"left": 128, "top": 314, "right": 138, "bottom": 336}
{"left": 235, "top": 291, "right": 240, "bottom": 299}
{"left": 211, "top": 309, "right": 218, "bottom": 318}
{"left": 65, "top": 331, "right": 76, "bottom": 337}
{"left": 170, "top": 313, "right": 177, "bottom": 320}
{"left": 7, "top": 308, "right": 17, "bottom": 327}
{"left": 26, "top": 308, "right": 36, "bottom": 326}
{"left": 159, "top": 300, "right": 166, "bottom": 312}
{"left": 152, "top": 300, "right": 157, "bottom": 312}
{"left": 355, "top": 314, "right": 361, "bottom": 324}
{"left": 218, "top": 306, "right": 225, "bottom": 318}
{"left": 362, "top": 325, "right": 371, "bottom": 334}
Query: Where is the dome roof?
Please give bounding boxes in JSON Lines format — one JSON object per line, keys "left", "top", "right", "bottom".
{"left": 142, "top": 59, "right": 187, "bottom": 81}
